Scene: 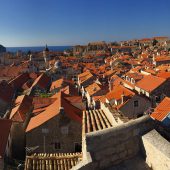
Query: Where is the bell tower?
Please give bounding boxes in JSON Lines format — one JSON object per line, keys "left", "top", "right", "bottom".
{"left": 43, "top": 44, "right": 49, "bottom": 68}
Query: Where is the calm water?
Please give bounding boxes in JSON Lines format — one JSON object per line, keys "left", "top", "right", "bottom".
{"left": 6, "top": 46, "right": 72, "bottom": 53}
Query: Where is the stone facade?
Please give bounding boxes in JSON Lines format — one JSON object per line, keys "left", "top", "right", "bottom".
{"left": 26, "top": 112, "right": 82, "bottom": 153}
{"left": 118, "top": 95, "right": 151, "bottom": 118}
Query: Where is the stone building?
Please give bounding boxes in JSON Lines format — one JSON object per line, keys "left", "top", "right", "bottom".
{"left": 26, "top": 92, "right": 82, "bottom": 153}
{"left": 87, "top": 41, "right": 107, "bottom": 51}
{"left": 134, "top": 75, "right": 170, "bottom": 106}
{"left": 73, "top": 45, "right": 86, "bottom": 57}
{"left": 153, "top": 55, "right": 170, "bottom": 66}
{"left": 77, "top": 71, "right": 96, "bottom": 97}
{"left": 110, "top": 46, "right": 136, "bottom": 54}
{"left": 104, "top": 84, "right": 151, "bottom": 119}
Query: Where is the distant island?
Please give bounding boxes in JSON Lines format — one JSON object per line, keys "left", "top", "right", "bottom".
{"left": 0, "top": 44, "right": 6, "bottom": 53}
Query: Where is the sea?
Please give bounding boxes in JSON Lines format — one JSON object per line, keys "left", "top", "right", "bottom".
{"left": 6, "top": 46, "right": 72, "bottom": 53}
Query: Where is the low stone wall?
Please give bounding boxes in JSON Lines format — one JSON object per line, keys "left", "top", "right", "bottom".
{"left": 72, "top": 115, "right": 154, "bottom": 170}
{"left": 142, "top": 129, "right": 170, "bottom": 170}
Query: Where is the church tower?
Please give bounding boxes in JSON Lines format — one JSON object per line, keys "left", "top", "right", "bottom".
{"left": 43, "top": 44, "right": 49, "bottom": 69}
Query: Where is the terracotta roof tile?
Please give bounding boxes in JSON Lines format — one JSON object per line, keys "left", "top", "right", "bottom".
{"left": 135, "top": 75, "right": 166, "bottom": 92}
{"left": 85, "top": 83, "right": 102, "bottom": 96}
{"left": 126, "top": 72, "right": 144, "bottom": 82}
{"left": 50, "top": 78, "right": 63, "bottom": 91}
{"left": 10, "top": 95, "right": 33, "bottom": 122}
{"left": 33, "top": 97, "right": 56, "bottom": 109}
{"left": 151, "top": 97, "right": 170, "bottom": 121}
{"left": 106, "top": 85, "right": 135, "bottom": 101}
{"left": 157, "top": 72, "right": 170, "bottom": 79}
{"left": 155, "top": 56, "right": 170, "bottom": 62}
{"left": 78, "top": 71, "right": 94, "bottom": 84}
{"left": 26, "top": 93, "right": 61, "bottom": 132}
{"left": 26, "top": 92, "right": 82, "bottom": 132}
{"left": 31, "top": 73, "right": 51, "bottom": 89}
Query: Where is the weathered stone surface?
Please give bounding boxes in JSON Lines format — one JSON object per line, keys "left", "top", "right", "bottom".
{"left": 108, "top": 155, "right": 151, "bottom": 170}
{"left": 119, "top": 150, "right": 128, "bottom": 159}
{"left": 142, "top": 129, "right": 170, "bottom": 170}
{"left": 73, "top": 116, "right": 155, "bottom": 169}
{"left": 94, "top": 147, "right": 117, "bottom": 160}
{"left": 99, "top": 159, "right": 112, "bottom": 169}
{"left": 111, "top": 154, "right": 120, "bottom": 162}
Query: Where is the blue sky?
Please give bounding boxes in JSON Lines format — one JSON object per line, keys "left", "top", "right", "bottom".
{"left": 0, "top": 0, "right": 170, "bottom": 47}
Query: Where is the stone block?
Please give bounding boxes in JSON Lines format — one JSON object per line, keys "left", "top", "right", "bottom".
{"left": 88, "top": 137, "right": 120, "bottom": 152}
{"left": 116, "top": 143, "right": 126, "bottom": 153}
{"left": 111, "top": 154, "right": 120, "bottom": 162}
{"left": 119, "top": 150, "right": 128, "bottom": 159}
{"left": 94, "top": 147, "right": 118, "bottom": 161}
{"left": 99, "top": 157, "right": 113, "bottom": 169}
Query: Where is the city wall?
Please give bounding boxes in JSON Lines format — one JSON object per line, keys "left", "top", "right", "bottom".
{"left": 72, "top": 115, "right": 155, "bottom": 169}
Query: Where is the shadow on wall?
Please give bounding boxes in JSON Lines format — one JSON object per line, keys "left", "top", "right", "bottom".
{"left": 11, "top": 122, "right": 26, "bottom": 160}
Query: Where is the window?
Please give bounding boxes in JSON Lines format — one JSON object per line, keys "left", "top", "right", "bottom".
{"left": 74, "top": 143, "right": 81, "bottom": 152}
{"left": 134, "top": 100, "right": 139, "bottom": 107}
{"left": 42, "top": 128, "right": 49, "bottom": 134}
{"left": 155, "top": 96, "right": 161, "bottom": 102}
{"left": 54, "top": 142, "right": 61, "bottom": 150}
{"left": 61, "top": 126, "right": 68, "bottom": 135}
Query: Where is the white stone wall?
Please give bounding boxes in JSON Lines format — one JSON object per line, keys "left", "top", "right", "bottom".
{"left": 142, "top": 130, "right": 170, "bottom": 170}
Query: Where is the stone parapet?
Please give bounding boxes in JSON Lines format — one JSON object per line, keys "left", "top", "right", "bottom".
{"left": 73, "top": 115, "right": 155, "bottom": 169}
{"left": 142, "top": 129, "right": 170, "bottom": 170}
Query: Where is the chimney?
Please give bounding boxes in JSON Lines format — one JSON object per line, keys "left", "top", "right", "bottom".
{"left": 109, "top": 78, "right": 114, "bottom": 92}
{"left": 153, "top": 54, "right": 155, "bottom": 61}
{"left": 121, "top": 92, "right": 125, "bottom": 104}
{"left": 60, "top": 107, "right": 64, "bottom": 114}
